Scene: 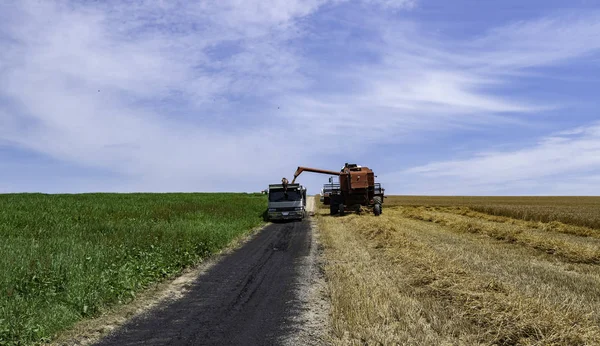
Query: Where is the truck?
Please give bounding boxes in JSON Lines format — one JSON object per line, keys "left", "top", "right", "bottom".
{"left": 267, "top": 183, "right": 307, "bottom": 221}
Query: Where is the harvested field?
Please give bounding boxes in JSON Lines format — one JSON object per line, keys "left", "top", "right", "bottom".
{"left": 387, "top": 196, "right": 600, "bottom": 229}
{"left": 0, "top": 193, "right": 266, "bottom": 345}
{"left": 318, "top": 197, "right": 600, "bottom": 345}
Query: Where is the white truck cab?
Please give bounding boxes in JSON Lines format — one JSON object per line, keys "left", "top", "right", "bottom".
{"left": 267, "top": 183, "right": 307, "bottom": 221}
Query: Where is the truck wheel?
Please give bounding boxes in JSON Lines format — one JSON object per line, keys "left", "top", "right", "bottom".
{"left": 374, "top": 203, "right": 382, "bottom": 216}
{"left": 339, "top": 204, "right": 345, "bottom": 216}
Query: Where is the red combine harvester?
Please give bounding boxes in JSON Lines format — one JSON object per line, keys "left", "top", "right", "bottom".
{"left": 291, "top": 163, "right": 385, "bottom": 216}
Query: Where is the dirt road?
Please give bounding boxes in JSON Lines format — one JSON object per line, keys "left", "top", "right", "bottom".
{"left": 94, "top": 198, "right": 323, "bottom": 346}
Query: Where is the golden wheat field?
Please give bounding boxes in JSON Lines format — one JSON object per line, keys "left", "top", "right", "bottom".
{"left": 317, "top": 196, "right": 600, "bottom": 346}
{"left": 387, "top": 196, "right": 600, "bottom": 229}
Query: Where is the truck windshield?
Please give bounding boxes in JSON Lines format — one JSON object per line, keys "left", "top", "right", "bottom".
{"left": 269, "top": 190, "right": 302, "bottom": 202}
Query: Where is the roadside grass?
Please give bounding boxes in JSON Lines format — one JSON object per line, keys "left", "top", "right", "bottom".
{"left": 386, "top": 196, "right": 600, "bottom": 229}
{"left": 0, "top": 193, "right": 266, "bottom": 345}
{"left": 317, "top": 199, "right": 600, "bottom": 345}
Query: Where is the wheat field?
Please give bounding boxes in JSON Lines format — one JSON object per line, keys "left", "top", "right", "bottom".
{"left": 387, "top": 196, "right": 600, "bottom": 229}
{"left": 317, "top": 196, "right": 600, "bottom": 345}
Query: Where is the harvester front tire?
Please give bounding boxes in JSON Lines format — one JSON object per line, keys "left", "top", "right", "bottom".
{"left": 339, "top": 204, "right": 345, "bottom": 216}
{"left": 330, "top": 203, "right": 338, "bottom": 215}
{"left": 373, "top": 203, "right": 381, "bottom": 216}
{"left": 373, "top": 197, "right": 383, "bottom": 214}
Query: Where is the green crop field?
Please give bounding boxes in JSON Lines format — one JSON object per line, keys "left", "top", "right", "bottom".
{"left": 0, "top": 193, "right": 267, "bottom": 345}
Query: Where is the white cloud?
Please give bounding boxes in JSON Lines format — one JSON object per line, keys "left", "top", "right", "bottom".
{"left": 360, "top": 0, "right": 416, "bottom": 9}
{"left": 275, "top": 10, "right": 600, "bottom": 150}
{"left": 468, "top": 14, "right": 600, "bottom": 69}
{"left": 1, "top": 1, "right": 600, "bottom": 193}
{"left": 0, "top": 0, "right": 324, "bottom": 190}
{"left": 386, "top": 122, "right": 600, "bottom": 195}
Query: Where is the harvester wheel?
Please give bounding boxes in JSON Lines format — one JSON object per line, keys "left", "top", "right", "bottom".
{"left": 330, "top": 203, "right": 338, "bottom": 215}
{"left": 373, "top": 203, "right": 381, "bottom": 216}
{"left": 339, "top": 204, "right": 345, "bottom": 216}
{"left": 373, "top": 196, "right": 383, "bottom": 214}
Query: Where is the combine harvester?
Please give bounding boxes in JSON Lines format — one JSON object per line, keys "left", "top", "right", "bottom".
{"left": 292, "top": 163, "right": 385, "bottom": 216}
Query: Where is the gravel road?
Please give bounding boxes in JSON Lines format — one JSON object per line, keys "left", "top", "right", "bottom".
{"left": 94, "top": 198, "right": 325, "bottom": 346}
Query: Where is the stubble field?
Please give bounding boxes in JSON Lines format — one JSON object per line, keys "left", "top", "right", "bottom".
{"left": 318, "top": 196, "right": 600, "bottom": 345}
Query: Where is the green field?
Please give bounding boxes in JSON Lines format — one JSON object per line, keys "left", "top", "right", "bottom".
{"left": 0, "top": 193, "right": 267, "bottom": 345}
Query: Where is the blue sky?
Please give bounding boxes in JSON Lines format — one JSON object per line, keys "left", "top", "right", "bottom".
{"left": 1, "top": 0, "right": 599, "bottom": 195}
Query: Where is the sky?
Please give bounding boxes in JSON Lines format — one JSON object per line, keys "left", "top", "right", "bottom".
{"left": 1, "top": 0, "right": 599, "bottom": 195}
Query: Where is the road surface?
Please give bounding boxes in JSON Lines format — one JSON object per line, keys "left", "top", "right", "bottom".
{"left": 95, "top": 200, "right": 319, "bottom": 346}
